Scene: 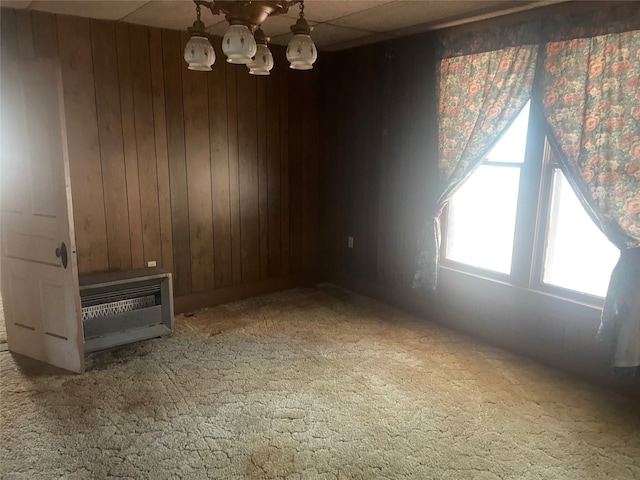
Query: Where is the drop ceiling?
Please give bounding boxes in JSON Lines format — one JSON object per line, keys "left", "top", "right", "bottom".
{"left": 1, "top": 0, "right": 564, "bottom": 50}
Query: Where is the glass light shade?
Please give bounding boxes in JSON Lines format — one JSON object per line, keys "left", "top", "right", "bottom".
{"left": 248, "top": 44, "right": 274, "bottom": 76}
{"left": 286, "top": 34, "right": 317, "bottom": 70}
{"left": 222, "top": 25, "right": 257, "bottom": 64}
{"left": 184, "top": 35, "right": 215, "bottom": 71}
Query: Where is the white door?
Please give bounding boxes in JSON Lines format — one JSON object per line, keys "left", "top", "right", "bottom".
{"left": 0, "top": 59, "right": 84, "bottom": 373}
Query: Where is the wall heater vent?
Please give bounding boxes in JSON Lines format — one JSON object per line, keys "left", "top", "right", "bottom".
{"left": 79, "top": 268, "right": 173, "bottom": 353}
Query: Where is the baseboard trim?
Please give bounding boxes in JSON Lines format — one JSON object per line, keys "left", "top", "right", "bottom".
{"left": 174, "top": 270, "right": 323, "bottom": 314}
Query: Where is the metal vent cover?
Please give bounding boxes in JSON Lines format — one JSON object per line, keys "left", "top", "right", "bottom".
{"left": 81, "top": 295, "right": 157, "bottom": 321}
{"left": 81, "top": 285, "right": 160, "bottom": 307}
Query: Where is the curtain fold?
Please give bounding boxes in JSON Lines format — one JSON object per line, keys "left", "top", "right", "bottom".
{"left": 601, "top": 247, "right": 640, "bottom": 375}
{"left": 413, "top": 24, "right": 539, "bottom": 292}
{"left": 533, "top": 7, "right": 640, "bottom": 373}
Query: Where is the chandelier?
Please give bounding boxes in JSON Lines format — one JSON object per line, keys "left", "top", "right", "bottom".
{"left": 183, "top": 0, "right": 317, "bottom": 75}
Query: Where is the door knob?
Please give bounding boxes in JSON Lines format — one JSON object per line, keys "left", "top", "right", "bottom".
{"left": 55, "top": 242, "right": 68, "bottom": 269}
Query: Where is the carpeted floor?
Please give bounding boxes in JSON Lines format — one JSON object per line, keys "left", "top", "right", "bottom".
{"left": 0, "top": 293, "right": 6, "bottom": 343}
{"left": 1, "top": 285, "right": 639, "bottom": 479}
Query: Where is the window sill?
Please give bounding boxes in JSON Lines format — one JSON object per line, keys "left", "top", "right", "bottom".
{"left": 438, "top": 264, "right": 604, "bottom": 314}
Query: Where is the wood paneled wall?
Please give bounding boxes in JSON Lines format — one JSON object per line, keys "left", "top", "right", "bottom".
{"left": 320, "top": 36, "right": 438, "bottom": 292}
{"left": 0, "top": 8, "right": 321, "bottom": 309}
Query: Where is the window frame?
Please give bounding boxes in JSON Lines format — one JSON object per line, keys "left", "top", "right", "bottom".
{"left": 440, "top": 101, "right": 611, "bottom": 308}
{"left": 440, "top": 159, "right": 524, "bottom": 284}
{"left": 531, "top": 148, "right": 611, "bottom": 306}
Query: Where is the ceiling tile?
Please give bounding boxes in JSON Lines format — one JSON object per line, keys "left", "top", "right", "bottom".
{"left": 330, "top": 0, "right": 516, "bottom": 33}
{"left": 4, "top": 0, "right": 562, "bottom": 52}
{"left": 122, "top": 0, "right": 203, "bottom": 30}
{"left": 310, "top": 23, "right": 376, "bottom": 48}
{"left": 270, "top": 31, "right": 292, "bottom": 47}
{"left": 389, "top": 0, "right": 541, "bottom": 34}
{"left": 322, "top": 32, "right": 395, "bottom": 51}
{"left": 259, "top": 14, "right": 316, "bottom": 39}
{"left": 271, "top": 23, "right": 372, "bottom": 49}
{"left": 282, "top": 0, "right": 396, "bottom": 23}
{"left": 28, "top": 1, "right": 148, "bottom": 20}
{"left": 203, "top": 19, "right": 232, "bottom": 37}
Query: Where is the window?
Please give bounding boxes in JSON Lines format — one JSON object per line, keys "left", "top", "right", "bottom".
{"left": 541, "top": 168, "right": 619, "bottom": 298}
{"left": 442, "top": 101, "right": 619, "bottom": 302}
{"left": 446, "top": 102, "right": 529, "bottom": 276}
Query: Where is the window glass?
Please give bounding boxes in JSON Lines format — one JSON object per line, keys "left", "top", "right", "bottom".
{"left": 446, "top": 165, "right": 521, "bottom": 274}
{"left": 542, "top": 169, "right": 619, "bottom": 297}
{"left": 485, "top": 101, "right": 530, "bottom": 164}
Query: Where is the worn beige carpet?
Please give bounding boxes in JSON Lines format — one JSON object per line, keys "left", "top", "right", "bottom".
{"left": 0, "top": 293, "right": 6, "bottom": 342}
{"left": 1, "top": 285, "right": 639, "bottom": 479}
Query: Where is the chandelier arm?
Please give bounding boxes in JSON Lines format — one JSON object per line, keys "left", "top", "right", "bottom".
{"left": 193, "top": 0, "right": 219, "bottom": 16}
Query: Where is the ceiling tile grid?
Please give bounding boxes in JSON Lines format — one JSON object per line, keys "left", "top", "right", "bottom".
{"left": 28, "top": 0, "right": 148, "bottom": 20}
{"left": 123, "top": 0, "right": 207, "bottom": 30}
{"left": 282, "top": 0, "right": 394, "bottom": 22}
{"left": 0, "top": 0, "right": 565, "bottom": 51}
{"left": 329, "top": 0, "right": 518, "bottom": 32}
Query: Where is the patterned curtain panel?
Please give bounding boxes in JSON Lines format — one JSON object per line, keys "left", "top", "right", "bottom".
{"left": 413, "top": 24, "right": 539, "bottom": 291}
{"left": 534, "top": 6, "right": 640, "bottom": 373}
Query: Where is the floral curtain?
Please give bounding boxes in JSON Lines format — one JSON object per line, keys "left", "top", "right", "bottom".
{"left": 533, "top": 5, "right": 640, "bottom": 374}
{"left": 413, "top": 23, "right": 539, "bottom": 291}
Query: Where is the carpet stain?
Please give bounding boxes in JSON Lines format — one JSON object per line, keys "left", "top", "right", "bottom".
{"left": 0, "top": 286, "right": 639, "bottom": 479}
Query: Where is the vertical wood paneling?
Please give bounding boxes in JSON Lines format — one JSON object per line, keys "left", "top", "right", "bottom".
{"left": 279, "top": 59, "right": 290, "bottom": 276}
{"left": 302, "top": 71, "right": 321, "bottom": 271}
{"left": 57, "top": 15, "right": 109, "bottom": 274}
{"left": 116, "top": 23, "right": 145, "bottom": 270}
{"left": 322, "top": 38, "right": 438, "bottom": 292}
{"left": 355, "top": 47, "right": 383, "bottom": 281}
{"left": 31, "top": 11, "right": 58, "bottom": 58}
{"left": 1, "top": 8, "right": 323, "bottom": 306}
{"left": 226, "top": 63, "right": 242, "bottom": 285}
{"left": 288, "top": 72, "right": 304, "bottom": 273}
{"left": 266, "top": 67, "right": 282, "bottom": 277}
{"left": 149, "top": 27, "right": 174, "bottom": 275}
{"left": 377, "top": 50, "right": 395, "bottom": 289}
{"left": 162, "top": 29, "right": 191, "bottom": 296}
{"left": 209, "top": 37, "right": 233, "bottom": 289}
{"left": 91, "top": 19, "right": 132, "bottom": 271}
{"left": 236, "top": 71, "right": 260, "bottom": 283}
{"left": 257, "top": 77, "right": 269, "bottom": 280}
{"left": 319, "top": 54, "right": 343, "bottom": 276}
{"left": 180, "top": 31, "right": 215, "bottom": 292}
{"left": 301, "top": 75, "right": 313, "bottom": 271}
{"left": 130, "top": 25, "right": 163, "bottom": 268}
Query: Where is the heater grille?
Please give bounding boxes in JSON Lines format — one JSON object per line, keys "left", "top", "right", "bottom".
{"left": 81, "top": 295, "right": 157, "bottom": 321}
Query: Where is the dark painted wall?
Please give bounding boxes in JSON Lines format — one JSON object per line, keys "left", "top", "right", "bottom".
{"left": 319, "top": 31, "right": 626, "bottom": 387}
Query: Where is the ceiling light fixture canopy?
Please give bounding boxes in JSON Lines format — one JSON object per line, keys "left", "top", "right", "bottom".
{"left": 184, "top": 0, "right": 317, "bottom": 75}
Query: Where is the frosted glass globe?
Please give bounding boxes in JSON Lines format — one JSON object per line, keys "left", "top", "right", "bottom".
{"left": 222, "top": 25, "right": 257, "bottom": 65}
{"left": 248, "top": 44, "right": 274, "bottom": 76}
{"left": 286, "top": 34, "right": 317, "bottom": 71}
{"left": 184, "top": 35, "right": 215, "bottom": 71}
